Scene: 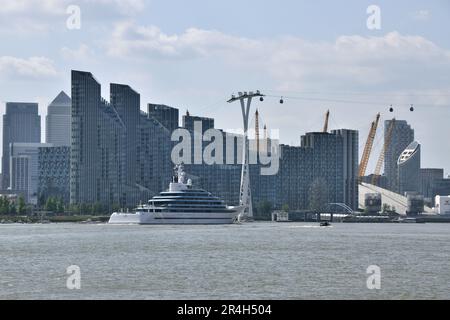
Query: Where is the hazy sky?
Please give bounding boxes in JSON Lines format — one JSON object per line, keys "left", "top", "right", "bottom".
{"left": 0, "top": 0, "right": 449, "bottom": 175}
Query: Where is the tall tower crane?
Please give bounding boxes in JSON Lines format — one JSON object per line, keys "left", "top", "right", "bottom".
{"left": 262, "top": 124, "right": 268, "bottom": 154}
{"left": 255, "top": 109, "right": 260, "bottom": 155}
{"left": 372, "top": 119, "right": 396, "bottom": 186}
{"left": 323, "top": 110, "right": 330, "bottom": 133}
{"left": 358, "top": 113, "right": 381, "bottom": 179}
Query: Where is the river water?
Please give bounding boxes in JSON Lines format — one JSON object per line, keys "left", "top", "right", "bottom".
{"left": 0, "top": 222, "right": 449, "bottom": 300}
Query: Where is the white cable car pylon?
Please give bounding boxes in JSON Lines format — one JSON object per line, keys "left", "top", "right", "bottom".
{"left": 227, "top": 91, "right": 265, "bottom": 221}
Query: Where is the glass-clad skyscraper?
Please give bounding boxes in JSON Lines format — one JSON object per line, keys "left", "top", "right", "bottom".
{"left": 148, "top": 104, "right": 179, "bottom": 133}
{"left": 385, "top": 119, "right": 414, "bottom": 193}
{"left": 46, "top": 91, "right": 71, "bottom": 147}
{"left": 70, "top": 70, "right": 151, "bottom": 208}
{"left": 70, "top": 71, "right": 128, "bottom": 207}
{"left": 2, "top": 102, "right": 41, "bottom": 189}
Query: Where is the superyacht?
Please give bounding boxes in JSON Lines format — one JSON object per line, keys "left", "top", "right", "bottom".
{"left": 108, "top": 164, "right": 243, "bottom": 224}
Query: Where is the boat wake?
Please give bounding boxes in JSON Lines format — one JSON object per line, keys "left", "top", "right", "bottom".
{"left": 288, "top": 225, "right": 334, "bottom": 229}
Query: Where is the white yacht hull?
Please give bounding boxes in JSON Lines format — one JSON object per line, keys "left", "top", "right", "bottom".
{"left": 109, "top": 165, "right": 244, "bottom": 225}
{"left": 108, "top": 207, "right": 242, "bottom": 225}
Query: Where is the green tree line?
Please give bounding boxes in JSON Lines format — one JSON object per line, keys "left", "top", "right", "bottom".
{"left": 0, "top": 195, "right": 27, "bottom": 215}
{"left": 1, "top": 194, "right": 121, "bottom": 216}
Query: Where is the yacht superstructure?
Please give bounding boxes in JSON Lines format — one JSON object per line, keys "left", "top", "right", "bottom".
{"left": 108, "top": 164, "right": 243, "bottom": 224}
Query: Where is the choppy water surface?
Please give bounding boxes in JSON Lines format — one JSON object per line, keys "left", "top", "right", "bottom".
{"left": 1, "top": 222, "right": 449, "bottom": 299}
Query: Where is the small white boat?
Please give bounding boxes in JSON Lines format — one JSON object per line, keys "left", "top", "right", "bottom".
{"left": 397, "top": 217, "right": 422, "bottom": 223}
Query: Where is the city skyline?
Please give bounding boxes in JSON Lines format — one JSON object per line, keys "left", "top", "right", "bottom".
{"left": 1, "top": 2, "right": 450, "bottom": 304}
{"left": 0, "top": 69, "right": 359, "bottom": 213}
{"left": 1, "top": 74, "right": 449, "bottom": 181}
{"left": 0, "top": 0, "right": 450, "bottom": 175}
{"left": 2, "top": 71, "right": 445, "bottom": 213}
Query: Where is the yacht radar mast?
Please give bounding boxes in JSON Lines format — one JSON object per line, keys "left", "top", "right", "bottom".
{"left": 174, "top": 163, "right": 186, "bottom": 184}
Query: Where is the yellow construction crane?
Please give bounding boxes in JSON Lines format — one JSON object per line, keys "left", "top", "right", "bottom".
{"left": 372, "top": 119, "right": 396, "bottom": 186}
{"left": 323, "top": 110, "right": 330, "bottom": 133}
{"left": 358, "top": 113, "right": 381, "bottom": 179}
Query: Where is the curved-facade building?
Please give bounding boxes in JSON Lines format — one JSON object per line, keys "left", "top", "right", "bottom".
{"left": 397, "top": 141, "right": 421, "bottom": 195}
{"left": 385, "top": 120, "right": 414, "bottom": 193}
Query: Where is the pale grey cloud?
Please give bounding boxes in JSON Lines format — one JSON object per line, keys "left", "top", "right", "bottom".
{"left": 107, "top": 21, "right": 261, "bottom": 59}
{"left": 0, "top": 0, "right": 63, "bottom": 14}
{"left": 269, "top": 32, "right": 450, "bottom": 93}
{"left": 106, "top": 22, "right": 450, "bottom": 99}
{"left": 0, "top": 56, "right": 59, "bottom": 78}
{"left": 0, "top": 0, "right": 146, "bottom": 34}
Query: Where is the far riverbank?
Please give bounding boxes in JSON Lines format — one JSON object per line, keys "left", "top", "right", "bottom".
{"left": 0, "top": 215, "right": 110, "bottom": 224}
